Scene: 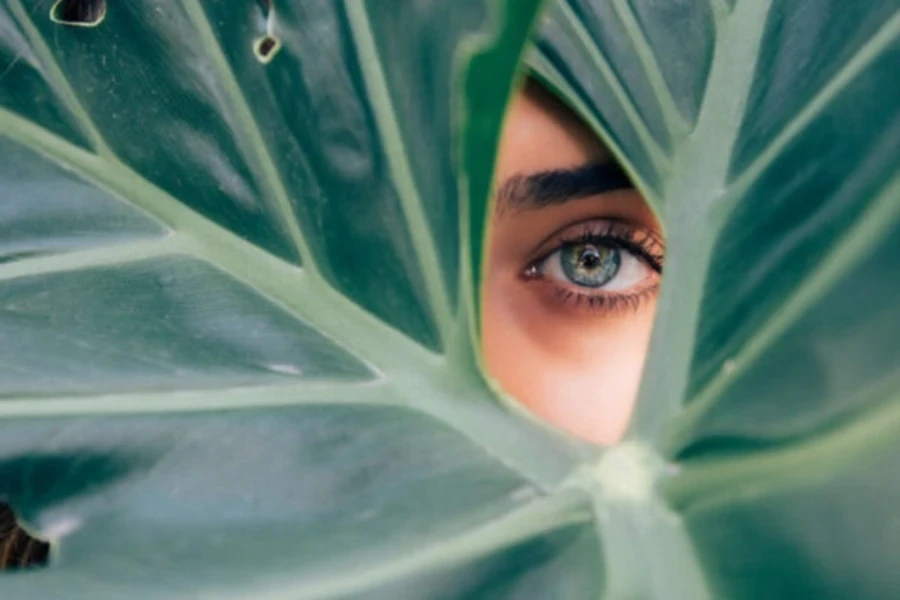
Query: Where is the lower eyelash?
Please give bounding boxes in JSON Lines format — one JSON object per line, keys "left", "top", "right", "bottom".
{"left": 548, "top": 282, "right": 660, "bottom": 315}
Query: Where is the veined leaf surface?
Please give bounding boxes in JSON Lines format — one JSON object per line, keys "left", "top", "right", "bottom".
{"left": 0, "top": 0, "right": 604, "bottom": 597}
{"left": 534, "top": 0, "right": 900, "bottom": 597}
{"left": 1, "top": 0, "right": 898, "bottom": 598}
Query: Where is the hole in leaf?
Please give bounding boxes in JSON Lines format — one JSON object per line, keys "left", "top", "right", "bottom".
{"left": 0, "top": 503, "right": 50, "bottom": 570}
{"left": 480, "top": 78, "right": 664, "bottom": 446}
{"left": 50, "top": 0, "right": 107, "bottom": 27}
{"left": 254, "top": 35, "right": 282, "bottom": 64}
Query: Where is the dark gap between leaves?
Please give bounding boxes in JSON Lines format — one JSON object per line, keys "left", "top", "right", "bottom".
{"left": 0, "top": 503, "right": 50, "bottom": 571}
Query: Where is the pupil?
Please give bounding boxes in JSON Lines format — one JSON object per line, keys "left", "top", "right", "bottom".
{"left": 580, "top": 247, "right": 601, "bottom": 269}
{"left": 560, "top": 242, "right": 620, "bottom": 288}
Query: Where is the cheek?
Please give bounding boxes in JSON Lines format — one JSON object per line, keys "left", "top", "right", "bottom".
{"left": 482, "top": 273, "right": 656, "bottom": 444}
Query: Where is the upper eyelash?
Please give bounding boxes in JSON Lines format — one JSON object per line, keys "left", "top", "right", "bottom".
{"left": 526, "top": 220, "right": 665, "bottom": 276}
{"left": 520, "top": 220, "right": 663, "bottom": 314}
{"left": 562, "top": 233, "right": 663, "bottom": 273}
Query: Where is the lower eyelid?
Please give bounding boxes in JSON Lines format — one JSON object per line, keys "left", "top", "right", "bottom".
{"left": 530, "top": 277, "right": 661, "bottom": 316}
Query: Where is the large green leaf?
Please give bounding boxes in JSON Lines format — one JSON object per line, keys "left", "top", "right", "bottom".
{"left": 533, "top": 0, "right": 900, "bottom": 597}
{"left": 0, "top": 0, "right": 606, "bottom": 596}
{"left": 2, "top": 0, "right": 898, "bottom": 598}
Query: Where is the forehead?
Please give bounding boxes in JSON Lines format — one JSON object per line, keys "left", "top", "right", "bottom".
{"left": 494, "top": 81, "right": 609, "bottom": 183}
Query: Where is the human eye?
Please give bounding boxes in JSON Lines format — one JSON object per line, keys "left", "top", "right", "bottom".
{"left": 521, "top": 219, "right": 664, "bottom": 314}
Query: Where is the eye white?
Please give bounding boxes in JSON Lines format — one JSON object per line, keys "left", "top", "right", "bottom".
{"left": 541, "top": 246, "right": 651, "bottom": 291}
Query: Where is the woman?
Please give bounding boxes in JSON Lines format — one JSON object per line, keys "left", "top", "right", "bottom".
{"left": 483, "top": 79, "right": 663, "bottom": 445}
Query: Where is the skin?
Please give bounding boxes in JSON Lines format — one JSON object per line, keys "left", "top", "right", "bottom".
{"left": 482, "top": 80, "right": 663, "bottom": 445}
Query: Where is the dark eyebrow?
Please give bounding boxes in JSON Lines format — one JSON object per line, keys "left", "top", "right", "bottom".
{"left": 496, "top": 161, "right": 634, "bottom": 213}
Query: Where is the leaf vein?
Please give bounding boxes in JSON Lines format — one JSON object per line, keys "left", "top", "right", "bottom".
{"left": 727, "top": 12, "right": 900, "bottom": 200}
{"left": 343, "top": 0, "right": 456, "bottom": 346}
{"left": 678, "top": 174, "right": 900, "bottom": 436}
{"left": 181, "top": 0, "right": 317, "bottom": 272}
{"left": 610, "top": 0, "right": 690, "bottom": 137}
{"left": 557, "top": 0, "right": 671, "bottom": 172}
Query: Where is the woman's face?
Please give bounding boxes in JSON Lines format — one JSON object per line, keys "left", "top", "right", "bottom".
{"left": 482, "top": 81, "right": 663, "bottom": 445}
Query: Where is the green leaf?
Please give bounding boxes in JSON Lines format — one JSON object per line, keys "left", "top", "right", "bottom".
{"left": 534, "top": 0, "right": 900, "bottom": 597}
{"left": 2, "top": 0, "right": 898, "bottom": 597}
{"left": 0, "top": 0, "right": 605, "bottom": 596}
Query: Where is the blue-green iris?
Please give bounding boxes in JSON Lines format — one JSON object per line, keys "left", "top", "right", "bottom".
{"left": 560, "top": 243, "right": 620, "bottom": 288}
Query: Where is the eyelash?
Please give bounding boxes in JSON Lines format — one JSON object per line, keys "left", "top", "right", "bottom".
{"left": 521, "top": 220, "right": 664, "bottom": 314}
{"left": 545, "top": 284, "right": 659, "bottom": 314}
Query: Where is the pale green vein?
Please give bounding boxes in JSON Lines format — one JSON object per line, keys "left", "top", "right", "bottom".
{"left": 343, "top": 0, "right": 455, "bottom": 344}
{"left": 0, "top": 108, "right": 431, "bottom": 372}
{"left": 400, "top": 365, "right": 586, "bottom": 490}
{"left": 727, "top": 12, "right": 900, "bottom": 204}
{"left": 243, "top": 490, "right": 592, "bottom": 600}
{"left": 588, "top": 493, "right": 710, "bottom": 599}
{"left": 2, "top": 116, "right": 531, "bottom": 486}
{"left": 668, "top": 387, "right": 900, "bottom": 511}
{"left": 707, "top": 0, "right": 732, "bottom": 27}
{"left": 8, "top": 0, "right": 112, "bottom": 158}
{"left": 0, "top": 381, "right": 394, "bottom": 417}
{"left": 181, "top": 0, "right": 315, "bottom": 271}
{"left": 556, "top": 0, "right": 671, "bottom": 172}
{"left": 676, "top": 174, "right": 900, "bottom": 440}
{"left": 558, "top": 444, "right": 707, "bottom": 600}
{"left": 610, "top": 0, "right": 689, "bottom": 136}
{"left": 0, "top": 237, "right": 179, "bottom": 282}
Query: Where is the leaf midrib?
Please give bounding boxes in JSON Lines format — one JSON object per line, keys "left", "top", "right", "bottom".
{"left": 628, "top": 0, "right": 775, "bottom": 442}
